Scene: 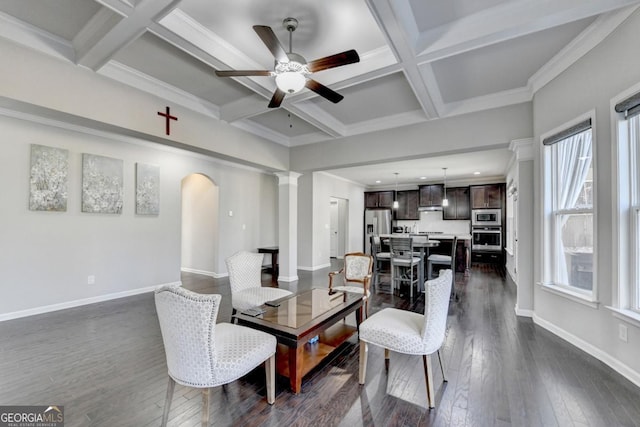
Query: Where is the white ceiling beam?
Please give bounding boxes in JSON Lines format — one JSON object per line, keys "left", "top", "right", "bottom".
{"left": 414, "top": 0, "right": 640, "bottom": 62}
{"left": 365, "top": 0, "right": 439, "bottom": 119}
{"left": 0, "top": 11, "right": 75, "bottom": 61}
{"left": 76, "top": 0, "right": 182, "bottom": 70}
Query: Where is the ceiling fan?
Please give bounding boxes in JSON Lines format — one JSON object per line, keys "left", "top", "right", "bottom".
{"left": 215, "top": 17, "right": 360, "bottom": 108}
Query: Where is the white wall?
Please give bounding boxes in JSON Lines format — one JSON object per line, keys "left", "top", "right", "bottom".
{"left": 297, "top": 172, "right": 365, "bottom": 270}
{"left": 181, "top": 174, "right": 218, "bottom": 275}
{"left": 532, "top": 9, "right": 640, "bottom": 383}
{"left": 0, "top": 113, "right": 277, "bottom": 319}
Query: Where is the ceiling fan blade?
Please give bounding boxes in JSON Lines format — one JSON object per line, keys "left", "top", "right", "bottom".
{"left": 268, "top": 88, "right": 286, "bottom": 108}
{"left": 215, "top": 70, "right": 272, "bottom": 77}
{"left": 307, "top": 49, "right": 360, "bottom": 73}
{"left": 305, "top": 79, "right": 344, "bottom": 104}
{"left": 253, "top": 25, "right": 289, "bottom": 63}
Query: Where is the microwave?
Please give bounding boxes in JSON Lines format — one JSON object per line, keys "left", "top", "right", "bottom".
{"left": 472, "top": 209, "right": 501, "bottom": 227}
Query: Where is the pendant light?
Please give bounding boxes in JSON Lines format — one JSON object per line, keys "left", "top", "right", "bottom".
{"left": 393, "top": 172, "right": 399, "bottom": 209}
{"left": 442, "top": 168, "right": 449, "bottom": 207}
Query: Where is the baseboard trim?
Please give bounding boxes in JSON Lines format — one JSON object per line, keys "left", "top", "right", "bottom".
{"left": 0, "top": 281, "right": 181, "bottom": 322}
{"left": 533, "top": 313, "right": 640, "bottom": 388}
{"left": 515, "top": 305, "right": 533, "bottom": 317}
{"left": 180, "top": 267, "right": 227, "bottom": 278}
{"left": 298, "top": 263, "right": 331, "bottom": 271}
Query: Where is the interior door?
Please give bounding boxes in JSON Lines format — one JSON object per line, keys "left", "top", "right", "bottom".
{"left": 330, "top": 199, "right": 339, "bottom": 257}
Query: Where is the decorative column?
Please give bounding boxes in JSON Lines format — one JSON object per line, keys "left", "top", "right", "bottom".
{"left": 508, "top": 138, "right": 534, "bottom": 317}
{"left": 275, "top": 172, "right": 302, "bottom": 282}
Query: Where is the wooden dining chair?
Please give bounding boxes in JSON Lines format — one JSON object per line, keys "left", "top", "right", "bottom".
{"left": 328, "top": 252, "right": 373, "bottom": 318}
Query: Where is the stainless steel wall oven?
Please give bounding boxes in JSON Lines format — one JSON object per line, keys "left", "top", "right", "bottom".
{"left": 472, "top": 226, "right": 502, "bottom": 252}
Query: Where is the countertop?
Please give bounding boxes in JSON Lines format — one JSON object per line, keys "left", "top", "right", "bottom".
{"left": 380, "top": 233, "right": 472, "bottom": 240}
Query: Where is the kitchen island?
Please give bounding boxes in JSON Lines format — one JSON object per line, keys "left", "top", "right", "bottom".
{"left": 380, "top": 233, "right": 471, "bottom": 276}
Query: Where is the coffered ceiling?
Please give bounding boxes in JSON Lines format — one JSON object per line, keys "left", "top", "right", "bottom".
{"left": 1, "top": 0, "right": 638, "bottom": 186}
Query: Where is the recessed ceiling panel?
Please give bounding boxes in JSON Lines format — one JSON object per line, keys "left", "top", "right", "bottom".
{"left": 309, "top": 73, "right": 422, "bottom": 125}
{"left": 327, "top": 148, "right": 513, "bottom": 187}
{"left": 409, "top": 0, "right": 511, "bottom": 31}
{"left": 112, "top": 32, "right": 257, "bottom": 106}
{"left": 247, "top": 109, "right": 328, "bottom": 138}
{"left": 178, "top": 0, "right": 386, "bottom": 72}
{"left": 431, "top": 17, "right": 596, "bottom": 103}
{"left": 0, "top": 0, "right": 102, "bottom": 40}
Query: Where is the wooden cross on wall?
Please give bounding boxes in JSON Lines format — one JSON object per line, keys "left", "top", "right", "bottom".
{"left": 157, "top": 106, "right": 177, "bottom": 135}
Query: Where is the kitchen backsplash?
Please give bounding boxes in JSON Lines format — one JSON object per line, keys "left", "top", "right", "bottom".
{"left": 396, "top": 211, "right": 471, "bottom": 235}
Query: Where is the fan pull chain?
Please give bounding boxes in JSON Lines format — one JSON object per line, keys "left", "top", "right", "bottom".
{"left": 288, "top": 113, "right": 293, "bottom": 129}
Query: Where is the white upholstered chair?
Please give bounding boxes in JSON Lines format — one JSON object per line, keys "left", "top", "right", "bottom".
{"left": 225, "top": 251, "right": 292, "bottom": 312}
{"left": 155, "top": 285, "right": 277, "bottom": 427}
{"left": 358, "top": 270, "right": 453, "bottom": 409}
{"left": 328, "top": 252, "right": 373, "bottom": 317}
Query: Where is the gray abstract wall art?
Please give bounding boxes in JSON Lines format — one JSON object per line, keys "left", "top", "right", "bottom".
{"left": 136, "top": 163, "right": 159, "bottom": 215}
{"left": 82, "top": 153, "right": 123, "bottom": 214}
{"left": 29, "top": 144, "right": 69, "bottom": 211}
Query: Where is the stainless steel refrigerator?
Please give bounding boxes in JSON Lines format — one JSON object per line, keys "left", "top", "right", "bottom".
{"left": 364, "top": 209, "right": 392, "bottom": 255}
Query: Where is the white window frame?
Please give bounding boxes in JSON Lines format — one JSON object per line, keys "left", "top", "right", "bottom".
{"left": 612, "top": 89, "right": 640, "bottom": 325}
{"left": 541, "top": 112, "right": 597, "bottom": 304}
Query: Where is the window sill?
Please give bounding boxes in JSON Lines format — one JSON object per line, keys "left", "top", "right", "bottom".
{"left": 538, "top": 282, "right": 599, "bottom": 309}
{"left": 606, "top": 306, "right": 640, "bottom": 329}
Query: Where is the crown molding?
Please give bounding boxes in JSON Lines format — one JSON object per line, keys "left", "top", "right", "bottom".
{"left": 439, "top": 87, "right": 532, "bottom": 118}
{"left": 345, "top": 109, "right": 426, "bottom": 137}
{"left": 509, "top": 138, "right": 534, "bottom": 161}
{"left": 529, "top": 4, "right": 640, "bottom": 94}
{"left": 231, "top": 119, "right": 290, "bottom": 147}
{"left": 98, "top": 61, "right": 221, "bottom": 119}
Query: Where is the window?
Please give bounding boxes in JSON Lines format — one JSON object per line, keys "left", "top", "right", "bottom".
{"left": 618, "top": 112, "right": 640, "bottom": 312}
{"left": 630, "top": 115, "right": 640, "bottom": 311}
{"left": 543, "top": 120, "right": 594, "bottom": 294}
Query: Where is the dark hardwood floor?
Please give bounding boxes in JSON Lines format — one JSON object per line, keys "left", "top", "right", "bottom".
{"left": 1, "top": 262, "right": 640, "bottom": 426}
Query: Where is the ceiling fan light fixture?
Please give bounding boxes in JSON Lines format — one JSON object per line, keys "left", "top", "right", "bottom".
{"left": 275, "top": 71, "right": 306, "bottom": 93}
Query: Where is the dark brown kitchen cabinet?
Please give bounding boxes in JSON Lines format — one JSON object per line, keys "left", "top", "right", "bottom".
{"left": 470, "top": 184, "right": 502, "bottom": 209}
{"left": 365, "top": 191, "right": 394, "bottom": 208}
{"left": 419, "top": 184, "right": 444, "bottom": 208}
{"left": 395, "top": 190, "right": 419, "bottom": 220}
{"left": 443, "top": 187, "right": 470, "bottom": 220}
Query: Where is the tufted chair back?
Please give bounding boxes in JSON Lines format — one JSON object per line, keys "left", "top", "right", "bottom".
{"left": 421, "top": 269, "right": 453, "bottom": 354}
{"left": 155, "top": 285, "right": 219, "bottom": 387}
{"left": 226, "top": 251, "right": 264, "bottom": 293}
{"left": 344, "top": 252, "right": 373, "bottom": 283}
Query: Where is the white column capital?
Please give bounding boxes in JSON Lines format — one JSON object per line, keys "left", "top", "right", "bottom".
{"left": 509, "top": 138, "right": 534, "bottom": 160}
{"left": 275, "top": 171, "right": 302, "bottom": 186}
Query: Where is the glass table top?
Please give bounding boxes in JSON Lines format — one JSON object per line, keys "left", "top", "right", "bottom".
{"left": 256, "top": 288, "right": 361, "bottom": 329}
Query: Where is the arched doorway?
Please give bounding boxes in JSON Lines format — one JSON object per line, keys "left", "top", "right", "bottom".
{"left": 181, "top": 173, "right": 220, "bottom": 276}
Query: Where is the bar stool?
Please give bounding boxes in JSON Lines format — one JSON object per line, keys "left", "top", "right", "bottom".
{"left": 389, "top": 237, "right": 421, "bottom": 299}
{"left": 427, "top": 236, "right": 458, "bottom": 299}
{"left": 370, "top": 235, "right": 390, "bottom": 292}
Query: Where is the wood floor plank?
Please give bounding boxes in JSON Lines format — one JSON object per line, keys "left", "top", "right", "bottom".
{"left": 1, "top": 264, "right": 639, "bottom": 426}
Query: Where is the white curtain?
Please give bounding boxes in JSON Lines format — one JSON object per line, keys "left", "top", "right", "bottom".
{"left": 554, "top": 129, "right": 592, "bottom": 284}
